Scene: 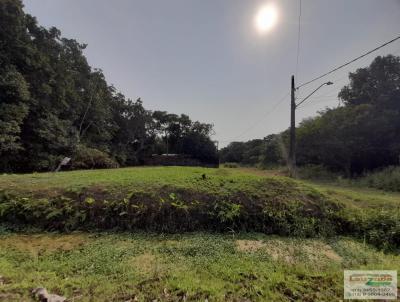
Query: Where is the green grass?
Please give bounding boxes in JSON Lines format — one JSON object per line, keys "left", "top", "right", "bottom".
{"left": 1, "top": 167, "right": 399, "bottom": 248}
{"left": 0, "top": 166, "right": 261, "bottom": 194}
{"left": 0, "top": 232, "right": 399, "bottom": 302}
{"left": 0, "top": 167, "right": 345, "bottom": 236}
{"left": 1, "top": 167, "right": 400, "bottom": 301}
{"left": 2, "top": 166, "right": 398, "bottom": 207}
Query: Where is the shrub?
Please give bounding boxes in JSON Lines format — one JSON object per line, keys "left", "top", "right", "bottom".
{"left": 338, "top": 207, "right": 400, "bottom": 251}
{"left": 358, "top": 166, "right": 400, "bottom": 192}
{"left": 69, "top": 146, "right": 119, "bottom": 170}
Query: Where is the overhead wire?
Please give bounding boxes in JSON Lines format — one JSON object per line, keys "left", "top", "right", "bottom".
{"left": 299, "top": 42, "right": 400, "bottom": 105}
{"left": 296, "top": 35, "right": 400, "bottom": 89}
{"left": 221, "top": 28, "right": 400, "bottom": 145}
{"left": 221, "top": 91, "right": 290, "bottom": 143}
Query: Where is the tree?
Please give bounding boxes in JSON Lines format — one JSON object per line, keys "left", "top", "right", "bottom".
{"left": 0, "top": 0, "right": 220, "bottom": 172}
{"left": 296, "top": 55, "right": 400, "bottom": 175}
{"left": 261, "top": 134, "right": 286, "bottom": 167}
{"left": 0, "top": 67, "right": 30, "bottom": 170}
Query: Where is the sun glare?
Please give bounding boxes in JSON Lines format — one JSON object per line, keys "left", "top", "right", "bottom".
{"left": 255, "top": 3, "right": 278, "bottom": 33}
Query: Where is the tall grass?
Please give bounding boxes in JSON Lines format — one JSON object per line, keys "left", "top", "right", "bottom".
{"left": 358, "top": 166, "right": 400, "bottom": 192}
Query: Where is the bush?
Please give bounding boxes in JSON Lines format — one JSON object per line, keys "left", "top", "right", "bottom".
{"left": 70, "top": 146, "right": 119, "bottom": 170}
{"left": 358, "top": 166, "right": 400, "bottom": 192}
{"left": 339, "top": 208, "right": 400, "bottom": 251}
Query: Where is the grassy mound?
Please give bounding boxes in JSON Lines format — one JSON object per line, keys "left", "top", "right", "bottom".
{"left": 0, "top": 167, "right": 341, "bottom": 237}
{"left": 0, "top": 167, "right": 399, "bottom": 249}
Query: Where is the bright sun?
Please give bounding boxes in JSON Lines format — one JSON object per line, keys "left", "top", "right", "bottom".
{"left": 255, "top": 3, "right": 278, "bottom": 33}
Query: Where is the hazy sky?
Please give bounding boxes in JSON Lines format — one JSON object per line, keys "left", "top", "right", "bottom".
{"left": 23, "top": 0, "right": 400, "bottom": 147}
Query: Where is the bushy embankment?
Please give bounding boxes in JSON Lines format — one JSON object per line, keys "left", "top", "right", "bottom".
{"left": 0, "top": 167, "right": 399, "bottom": 250}
{"left": 0, "top": 171, "right": 341, "bottom": 237}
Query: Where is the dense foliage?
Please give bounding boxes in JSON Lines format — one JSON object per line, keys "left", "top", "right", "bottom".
{"left": 221, "top": 55, "right": 400, "bottom": 176}
{"left": 219, "top": 135, "right": 286, "bottom": 168}
{"left": 0, "top": 0, "right": 217, "bottom": 172}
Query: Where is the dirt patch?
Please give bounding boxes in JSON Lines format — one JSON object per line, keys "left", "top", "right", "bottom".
{"left": 163, "top": 240, "right": 180, "bottom": 247}
{"left": 323, "top": 248, "right": 342, "bottom": 262}
{"left": 236, "top": 239, "right": 342, "bottom": 264}
{"left": 0, "top": 233, "right": 90, "bottom": 256}
{"left": 303, "top": 242, "right": 342, "bottom": 262}
{"left": 236, "top": 239, "right": 296, "bottom": 263}
{"left": 214, "top": 169, "right": 232, "bottom": 176}
{"left": 236, "top": 240, "right": 267, "bottom": 252}
{"left": 130, "top": 253, "right": 159, "bottom": 275}
{"left": 263, "top": 240, "right": 296, "bottom": 264}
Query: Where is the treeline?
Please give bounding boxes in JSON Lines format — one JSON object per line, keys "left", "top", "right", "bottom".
{"left": 0, "top": 0, "right": 217, "bottom": 172}
{"left": 220, "top": 55, "right": 400, "bottom": 176}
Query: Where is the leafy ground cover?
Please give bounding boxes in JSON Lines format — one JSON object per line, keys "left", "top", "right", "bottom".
{"left": 0, "top": 167, "right": 399, "bottom": 249}
{"left": 0, "top": 167, "right": 341, "bottom": 236}
{"left": 0, "top": 232, "right": 399, "bottom": 302}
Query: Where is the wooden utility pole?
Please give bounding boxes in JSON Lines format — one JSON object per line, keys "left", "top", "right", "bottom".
{"left": 289, "top": 75, "right": 296, "bottom": 177}
{"left": 288, "top": 79, "right": 333, "bottom": 177}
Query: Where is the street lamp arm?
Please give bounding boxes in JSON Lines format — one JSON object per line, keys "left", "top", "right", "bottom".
{"left": 288, "top": 77, "right": 332, "bottom": 178}
{"left": 295, "top": 81, "right": 333, "bottom": 108}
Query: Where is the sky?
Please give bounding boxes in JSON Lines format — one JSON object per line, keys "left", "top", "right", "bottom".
{"left": 23, "top": 0, "right": 400, "bottom": 147}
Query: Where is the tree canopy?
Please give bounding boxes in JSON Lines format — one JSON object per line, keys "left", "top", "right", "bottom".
{"left": 0, "top": 0, "right": 218, "bottom": 172}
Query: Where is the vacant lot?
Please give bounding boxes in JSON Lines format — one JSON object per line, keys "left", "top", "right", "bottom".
{"left": 0, "top": 167, "right": 399, "bottom": 301}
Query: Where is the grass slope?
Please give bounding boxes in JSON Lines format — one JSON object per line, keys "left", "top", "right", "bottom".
{"left": 0, "top": 167, "right": 341, "bottom": 236}
{"left": 0, "top": 167, "right": 399, "bottom": 249}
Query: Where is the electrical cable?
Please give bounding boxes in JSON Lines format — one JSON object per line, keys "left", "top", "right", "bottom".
{"left": 297, "top": 35, "right": 400, "bottom": 89}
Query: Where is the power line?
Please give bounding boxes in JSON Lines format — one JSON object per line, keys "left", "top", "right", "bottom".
{"left": 221, "top": 37, "right": 400, "bottom": 145}
{"left": 297, "top": 70, "right": 348, "bottom": 100}
{"left": 222, "top": 91, "right": 290, "bottom": 143}
{"left": 297, "top": 34, "right": 400, "bottom": 89}
{"left": 295, "top": 0, "right": 302, "bottom": 79}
